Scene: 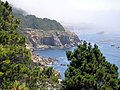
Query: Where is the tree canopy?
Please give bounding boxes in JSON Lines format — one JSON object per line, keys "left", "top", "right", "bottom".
{"left": 63, "top": 41, "right": 120, "bottom": 90}
{"left": 0, "top": 1, "right": 59, "bottom": 89}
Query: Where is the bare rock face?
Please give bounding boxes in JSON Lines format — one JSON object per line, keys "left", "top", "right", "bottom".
{"left": 42, "top": 37, "right": 55, "bottom": 46}
{"left": 22, "top": 28, "right": 81, "bottom": 49}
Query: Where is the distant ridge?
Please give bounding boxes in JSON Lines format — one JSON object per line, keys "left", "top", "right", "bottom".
{"left": 12, "top": 7, "right": 65, "bottom": 31}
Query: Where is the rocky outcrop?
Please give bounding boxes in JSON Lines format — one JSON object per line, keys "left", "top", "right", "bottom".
{"left": 31, "top": 53, "right": 61, "bottom": 78}
{"left": 22, "top": 28, "right": 81, "bottom": 49}
{"left": 32, "top": 54, "right": 58, "bottom": 66}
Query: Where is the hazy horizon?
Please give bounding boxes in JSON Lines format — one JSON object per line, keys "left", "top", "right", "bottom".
{"left": 2, "top": 0, "right": 120, "bottom": 33}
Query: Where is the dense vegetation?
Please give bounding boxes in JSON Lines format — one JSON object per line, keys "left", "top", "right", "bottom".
{"left": 12, "top": 8, "right": 65, "bottom": 31}
{"left": 0, "top": 1, "right": 59, "bottom": 89}
{"left": 1, "top": 0, "right": 120, "bottom": 90}
{"left": 63, "top": 41, "right": 120, "bottom": 90}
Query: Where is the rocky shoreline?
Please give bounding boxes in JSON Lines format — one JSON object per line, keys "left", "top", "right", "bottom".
{"left": 32, "top": 53, "right": 58, "bottom": 66}
{"left": 22, "top": 28, "right": 81, "bottom": 49}
{"left": 32, "top": 53, "right": 61, "bottom": 78}
{"left": 25, "top": 43, "right": 61, "bottom": 79}
{"left": 24, "top": 28, "right": 81, "bottom": 80}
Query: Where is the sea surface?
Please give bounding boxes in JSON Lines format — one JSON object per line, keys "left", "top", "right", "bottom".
{"left": 35, "top": 32, "right": 120, "bottom": 79}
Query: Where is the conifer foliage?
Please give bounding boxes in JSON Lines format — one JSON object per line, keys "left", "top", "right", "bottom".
{"left": 63, "top": 41, "right": 120, "bottom": 90}
{"left": 0, "top": 1, "right": 59, "bottom": 89}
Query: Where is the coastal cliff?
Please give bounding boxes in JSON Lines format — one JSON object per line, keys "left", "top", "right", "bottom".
{"left": 13, "top": 7, "right": 81, "bottom": 49}
{"left": 22, "top": 28, "right": 81, "bottom": 49}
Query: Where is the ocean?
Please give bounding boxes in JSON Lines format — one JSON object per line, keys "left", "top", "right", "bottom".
{"left": 35, "top": 32, "right": 120, "bottom": 79}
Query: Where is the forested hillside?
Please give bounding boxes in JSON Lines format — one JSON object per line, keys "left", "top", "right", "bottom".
{"left": 0, "top": 1, "right": 59, "bottom": 89}
{"left": 12, "top": 7, "right": 65, "bottom": 31}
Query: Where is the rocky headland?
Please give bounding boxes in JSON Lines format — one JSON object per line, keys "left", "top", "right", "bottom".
{"left": 24, "top": 27, "right": 81, "bottom": 79}
{"left": 22, "top": 28, "right": 81, "bottom": 49}
{"left": 13, "top": 7, "right": 81, "bottom": 49}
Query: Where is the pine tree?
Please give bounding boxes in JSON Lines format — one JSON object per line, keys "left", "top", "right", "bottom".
{"left": 63, "top": 41, "right": 120, "bottom": 90}
{"left": 0, "top": 1, "right": 59, "bottom": 89}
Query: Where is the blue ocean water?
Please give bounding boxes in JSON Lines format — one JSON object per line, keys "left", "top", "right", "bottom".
{"left": 35, "top": 33, "right": 120, "bottom": 79}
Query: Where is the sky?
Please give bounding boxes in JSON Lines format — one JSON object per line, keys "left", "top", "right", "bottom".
{"left": 2, "top": 0, "right": 120, "bottom": 32}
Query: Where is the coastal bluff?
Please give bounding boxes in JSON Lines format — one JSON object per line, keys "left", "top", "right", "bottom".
{"left": 22, "top": 28, "right": 81, "bottom": 49}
